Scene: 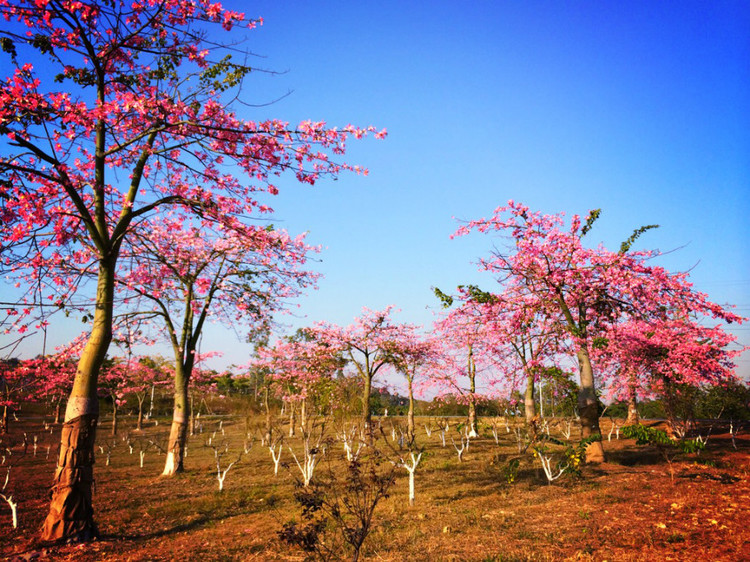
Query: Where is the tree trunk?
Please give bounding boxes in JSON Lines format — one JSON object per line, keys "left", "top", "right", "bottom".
{"left": 300, "top": 399, "right": 307, "bottom": 432}
{"left": 264, "top": 386, "right": 272, "bottom": 444}
{"left": 467, "top": 345, "right": 478, "bottom": 437}
{"left": 54, "top": 400, "right": 62, "bottom": 425}
{"left": 467, "top": 399, "right": 478, "bottom": 438}
{"left": 362, "top": 374, "right": 372, "bottom": 430}
{"left": 524, "top": 372, "right": 536, "bottom": 426}
{"left": 136, "top": 396, "right": 144, "bottom": 431}
{"left": 110, "top": 403, "right": 117, "bottom": 437}
{"left": 288, "top": 401, "right": 296, "bottom": 437}
{"left": 162, "top": 364, "right": 189, "bottom": 476}
{"left": 147, "top": 384, "right": 155, "bottom": 419}
{"left": 1, "top": 405, "right": 7, "bottom": 434}
{"left": 576, "top": 346, "right": 605, "bottom": 463}
{"left": 626, "top": 375, "right": 639, "bottom": 424}
{"left": 407, "top": 376, "right": 415, "bottom": 444}
{"left": 626, "top": 393, "right": 639, "bottom": 425}
{"left": 41, "top": 261, "right": 115, "bottom": 543}
{"left": 189, "top": 392, "right": 195, "bottom": 436}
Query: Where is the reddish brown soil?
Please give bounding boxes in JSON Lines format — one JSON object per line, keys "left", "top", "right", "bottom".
{"left": 1, "top": 417, "right": 748, "bottom": 561}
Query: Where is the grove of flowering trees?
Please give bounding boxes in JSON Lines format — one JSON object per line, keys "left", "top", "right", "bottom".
{"left": 0, "top": 0, "right": 745, "bottom": 551}
{"left": 0, "top": 0, "right": 383, "bottom": 542}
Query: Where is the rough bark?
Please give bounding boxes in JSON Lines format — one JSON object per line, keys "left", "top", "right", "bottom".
{"left": 41, "top": 261, "right": 114, "bottom": 542}
{"left": 576, "top": 346, "right": 605, "bottom": 463}
{"left": 40, "top": 415, "right": 99, "bottom": 542}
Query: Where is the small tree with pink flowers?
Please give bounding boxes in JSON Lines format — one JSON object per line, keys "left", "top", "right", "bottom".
{"left": 314, "top": 307, "right": 410, "bottom": 431}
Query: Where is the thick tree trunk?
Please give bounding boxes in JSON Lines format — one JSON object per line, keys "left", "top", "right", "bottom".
{"left": 626, "top": 393, "right": 639, "bottom": 425}
{"left": 576, "top": 346, "right": 605, "bottom": 463}
{"left": 524, "top": 373, "right": 536, "bottom": 426}
{"left": 162, "top": 365, "right": 189, "bottom": 476}
{"left": 41, "top": 262, "right": 114, "bottom": 543}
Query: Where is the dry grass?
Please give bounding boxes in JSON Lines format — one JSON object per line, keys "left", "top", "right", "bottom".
{"left": 1, "top": 414, "right": 749, "bottom": 561}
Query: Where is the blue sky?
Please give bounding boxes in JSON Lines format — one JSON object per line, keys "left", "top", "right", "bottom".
{"left": 3, "top": 1, "right": 749, "bottom": 379}
{"left": 228, "top": 1, "right": 750, "bottom": 376}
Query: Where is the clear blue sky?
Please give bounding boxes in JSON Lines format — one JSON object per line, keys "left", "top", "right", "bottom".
{"left": 4, "top": 1, "right": 749, "bottom": 379}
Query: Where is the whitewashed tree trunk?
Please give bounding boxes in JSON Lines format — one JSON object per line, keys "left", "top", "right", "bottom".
{"left": 269, "top": 442, "right": 283, "bottom": 475}
{"left": 213, "top": 446, "right": 243, "bottom": 492}
{"left": 2, "top": 466, "right": 18, "bottom": 528}
{"left": 400, "top": 451, "right": 423, "bottom": 506}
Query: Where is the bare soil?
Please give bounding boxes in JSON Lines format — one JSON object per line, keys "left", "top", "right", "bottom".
{"left": 1, "top": 415, "right": 748, "bottom": 561}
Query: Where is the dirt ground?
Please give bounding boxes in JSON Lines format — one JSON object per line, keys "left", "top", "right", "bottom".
{"left": 1, "top": 415, "right": 748, "bottom": 561}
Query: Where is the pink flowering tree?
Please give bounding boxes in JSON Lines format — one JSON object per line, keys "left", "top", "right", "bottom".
{"left": 117, "top": 214, "right": 319, "bottom": 475}
{"left": 452, "top": 201, "right": 743, "bottom": 462}
{"left": 253, "top": 331, "right": 341, "bottom": 437}
{"left": 383, "top": 327, "right": 440, "bottom": 444}
{"left": 98, "top": 358, "right": 130, "bottom": 437}
{"left": 0, "top": 0, "right": 383, "bottom": 541}
{"left": 314, "top": 307, "right": 409, "bottom": 430}
{"left": 431, "top": 297, "right": 499, "bottom": 438}
{"left": 435, "top": 285, "right": 563, "bottom": 428}
{"left": 594, "top": 316, "right": 743, "bottom": 429}
{"left": 0, "top": 358, "right": 35, "bottom": 433}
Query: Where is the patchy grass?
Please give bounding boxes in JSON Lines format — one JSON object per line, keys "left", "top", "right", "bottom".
{"left": 1, "top": 415, "right": 749, "bottom": 561}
